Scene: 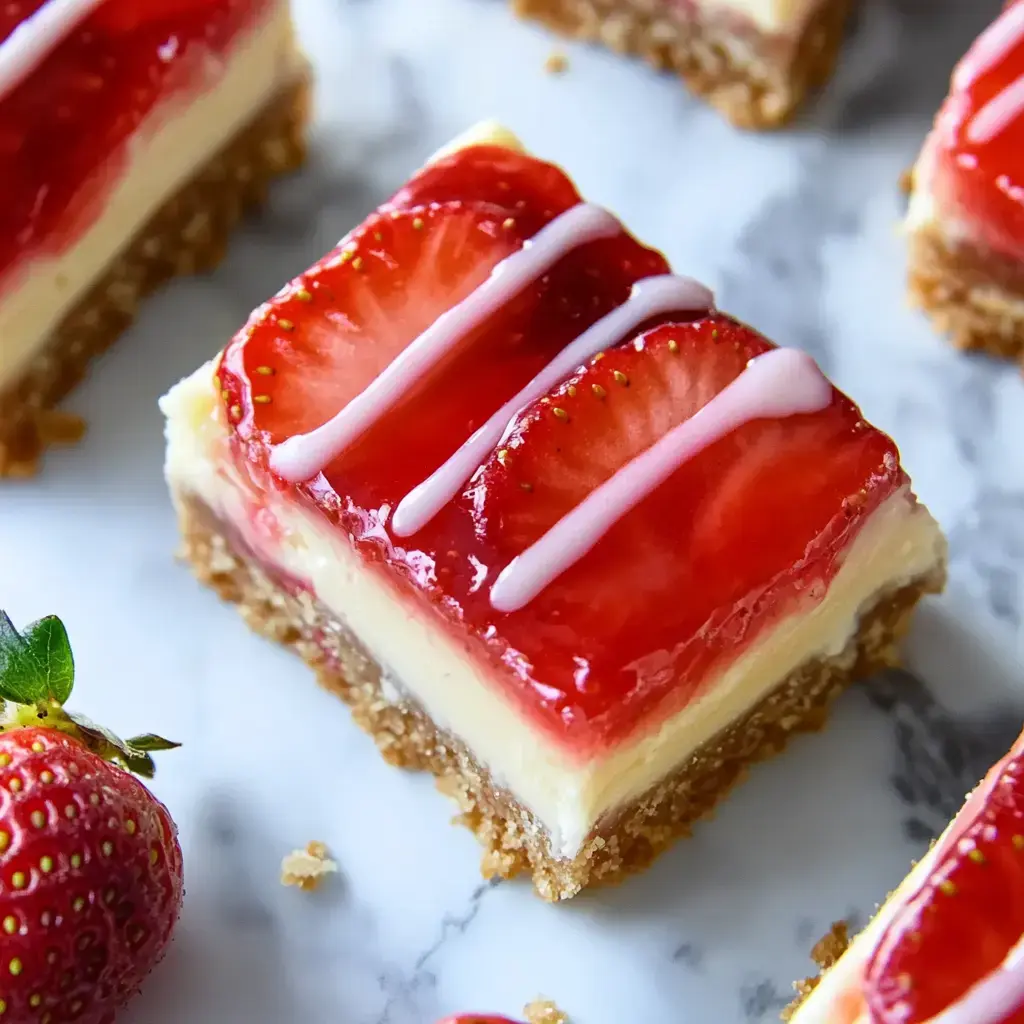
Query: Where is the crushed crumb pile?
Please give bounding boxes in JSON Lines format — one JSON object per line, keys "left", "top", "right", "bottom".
{"left": 544, "top": 51, "right": 569, "bottom": 75}
{"left": 280, "top": 840, "right": 339, "bottom": 891}
{"left": 523, "top": 999, "right": 568, "bottom": 1024}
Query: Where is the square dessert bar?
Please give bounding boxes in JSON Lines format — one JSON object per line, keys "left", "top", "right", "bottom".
{"left": 785, "top": 727, "right": 1024, "bottom": 1023}
{"left": 0, "top": 0, "right": 309, "bottom": 476}
{"left": 511, "top": 0, "right": 854, "bottom": 128}
{"left": 906, "top": 1, "right": 1024, "bottom": 364}
{"left": 162, "top": 123, "right": 947, "bottom": 901}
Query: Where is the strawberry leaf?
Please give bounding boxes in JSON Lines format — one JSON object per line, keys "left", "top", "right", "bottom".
{"left": 125, "top": 734, "right": 181, "bottom": 753}
{"left": 0, "top": 611, "right": 48, "bottom": 705}
{"left": 20, "top": 615, "right": 74, "bottom": 704}
{"left": 63, "top": 711, "right": 177, "bottom": 779}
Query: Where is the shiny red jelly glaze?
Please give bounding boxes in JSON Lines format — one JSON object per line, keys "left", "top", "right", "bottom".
{"left": 864, "top": 734, "right": 1024, "bottom": 1024}
{"left": 221, "top": 146, "right": 906, "bottom": 758}
{"left": 928, "top": 0, "right": 1024, "bottom": 261}
{"left": 436, "top": 1016, "right": 523, "bottom": 1024}
{"left": 0, "top": 0, "right": 268, "bottom": 284}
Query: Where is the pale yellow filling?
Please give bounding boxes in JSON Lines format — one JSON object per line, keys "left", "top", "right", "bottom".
{"left": 705, "top": 0, "right": 820, "bottom": 33}
{"left": 0, "top": 0, "right": 307, "bottom": 390}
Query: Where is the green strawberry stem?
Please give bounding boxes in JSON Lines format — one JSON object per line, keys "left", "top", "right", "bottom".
{"left": 0, "top": 611, "right": 179, "bottom": 778}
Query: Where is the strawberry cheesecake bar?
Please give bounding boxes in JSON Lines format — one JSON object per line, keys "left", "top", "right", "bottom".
{"left": 0, "top": 0, "right": 309, "bottom": 476}
{"left": 906, "top": 0, "right": 1024, "bottom": 364}
{"left": 785, "top": 726, "right": 1024, "bottom": 1024}
{"left": 511, "top": 0, "right": 854, "bottom": 128}
{"left": 161, "top": 124, "right": 947, "bottom": 900}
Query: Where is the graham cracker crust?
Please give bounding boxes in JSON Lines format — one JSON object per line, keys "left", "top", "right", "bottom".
{"left": 781, "top": 921, "right": 851, "bottom": 1020}
{"left": 176, "top": 492, "right": 943, "bottom": 901}
{"left": 907, "top": 220, "right": 1024, "bottom": 365}
{"left": 0, "top": 78, "right": 310, "bottom": 478}
{"left": 511, "top": 0, "right": 853, "bottom": 128}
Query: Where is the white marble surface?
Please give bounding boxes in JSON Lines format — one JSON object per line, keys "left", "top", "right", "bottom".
{"left": 3, "top": 0, "right": 1024, "bottom": 1020}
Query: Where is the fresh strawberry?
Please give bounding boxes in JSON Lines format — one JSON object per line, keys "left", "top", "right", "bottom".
{"left": 0, "top": 611, "right": 182, "bottom": 1024}
{"left": 218, "top": 199, "right": 668, "bottom": 494}
{"left": 929, "top": 0, "right": 1024, "bottom": 260}
{"left": 864, "top": 747, "right": 1024, "bottom": 1023}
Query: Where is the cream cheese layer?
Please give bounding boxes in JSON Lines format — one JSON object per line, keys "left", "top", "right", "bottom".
{"left": 0, "top": 0, "right": 307, "bottom": 390}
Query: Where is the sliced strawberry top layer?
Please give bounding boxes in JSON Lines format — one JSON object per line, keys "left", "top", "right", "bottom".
{"left": 864, "top": 730, "right": 1024, "bottom": 1024}
{"left": 0, "top": 0, "right": 270, "bottom": 284}
{"left": 926, "top": 0, "right": 1024, "bottom": 261}
{"left": 218, "top": 145, "right": 908, "bottom": 757}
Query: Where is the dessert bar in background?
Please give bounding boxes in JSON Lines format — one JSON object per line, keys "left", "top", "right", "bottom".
{"left": 161, "top": 122, "right": 946, "bottom": 901}
{"left": 0, "top": 0, "right": 309, "bottom": 476}
{"left": 907, "top": 0, "right": 1024, "bottom": 365}
{"left": 511, "top": 0, "right": 854, "bottom": 128}
{"left": 785, "top": 725, "right": 1024, "bottom": 1023}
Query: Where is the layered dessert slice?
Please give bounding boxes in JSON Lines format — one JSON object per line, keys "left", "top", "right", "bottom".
{"left": 161, "top": 124, "right": 947, "bottom": 900}
{"left": 511, "top": 0, "right": 854, "bottom": 128}
{"left": 0, "top": 0, "right": 309, "bottom": 476}
{"left": 785, "top": 726, "right": 1024, "bottom": 1024}
{"left": 906, "top": 0, "right": 1024, "bottom": 364}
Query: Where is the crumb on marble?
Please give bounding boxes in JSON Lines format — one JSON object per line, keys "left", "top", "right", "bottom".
{"left": 781, "top": 921, "right": 851, "bottom": 1021}
{"left": 544, "top": 51, "right": 569, "bottom": 75}
{"left": 523, "top": 998, "right": 567, "bottom": 1024}
{"left": 280, "top": 840, "right": 338, "bottom": 891}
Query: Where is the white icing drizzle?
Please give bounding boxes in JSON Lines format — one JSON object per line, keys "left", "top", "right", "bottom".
{"left": 969, "top": 75, "right": 1024, "bottom": 144}
{"left": 954, "top": 1, "right": 1024, "bottom": 92}
{"left": 268, "top": 202, "right": 623, "bottom": 483}
{"left": 489, "top": 348, "right": 833, "bottom": 614}
{"left": 0, "top": 0, "right": 106, "bottom": 105}
{"left": 390, "top": 274, "right": 715, "bottom": 538}
{"left": 961, "top": 3, "right": 1024, "bottom": 144}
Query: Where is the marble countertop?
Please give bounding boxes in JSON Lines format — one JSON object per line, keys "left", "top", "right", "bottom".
{"left": 2, "top": 0, "right": 1024, "bottom": 1020}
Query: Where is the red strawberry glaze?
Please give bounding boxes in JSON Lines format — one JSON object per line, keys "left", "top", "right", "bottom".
{"left": 0, "top": 0, "right": 271, "bottom": 289}
{"left": 219, "top": 146, "right": 909, "bottom": 760}
{"left": 925, "top": 0, "right": 1024, "bottom": 262}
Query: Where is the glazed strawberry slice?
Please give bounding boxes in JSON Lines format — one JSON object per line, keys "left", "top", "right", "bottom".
{"left": 388, "top": 145, "right": 581, "bottom": 237}
{"left": 467, "top": 316, "right": 904, "bottom": 738}
{"left": 219, "top": 203, "right": 532, "bottom": 454}
{"left": 864, "top": 748, "right": 1024, "bottom": 1024}
{"left": 928, "top": 0, "right": 1024, "bottom": 260}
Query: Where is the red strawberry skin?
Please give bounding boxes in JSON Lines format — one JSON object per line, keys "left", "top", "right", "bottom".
{"left": 0, "top": 727, "right": 182, "bottom": 1024}
{"left": 926, "top": 0, "right": 1024, "bottom": 260}
{"left": 0, "top": 0, "right": 270, "bottom": 281}
{"left": 219, "top": 145, "right": 909, "bottom": 758}
{"left": 864, "top": 741, "right": 1024, "bottom": 1024}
